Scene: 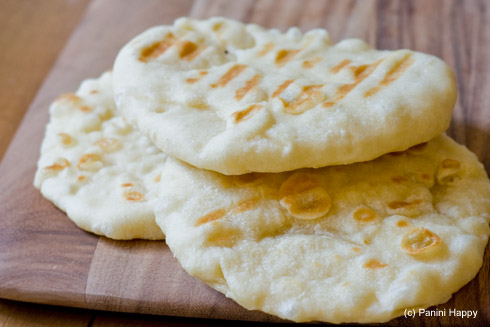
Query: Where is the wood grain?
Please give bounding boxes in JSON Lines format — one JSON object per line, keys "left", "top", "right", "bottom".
{"left": 0, "top": 0, "right": 91, "bottom": 162}
{"left": 0, "top": 0, "right": 489, "bottom": 326}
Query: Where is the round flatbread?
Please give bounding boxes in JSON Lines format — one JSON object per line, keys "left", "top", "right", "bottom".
{"left": 113, "top": 17, "right": 456, "bottom": 175}
{"left": 34, "top": 72, "right": 166, "bottom": 240}
{"left": 155, "top": 135, "right": 490, "bottom": 323}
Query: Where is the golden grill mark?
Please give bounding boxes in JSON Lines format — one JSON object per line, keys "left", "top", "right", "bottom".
{"left": 323, "top": 59, "right": 383, "bottom": 108}
{"left": 121, "top": 183, "right": 134, "bottom": 187}
{"left": 330, "top": 59, "right": 352, "bottom": 74}
{"left": 235, "top": 74, "right": 261, "bottom": 100}
{"left": 381, "top": 53, "right": 414, "bottom": 84}
{"left": 185, "top": 71, "right": 208, "bottom": 84}
{"left": 231, "top": 104, "right": 263, "bottom": 123}
{"left": 364, "top": 53, "right": 414, "bottom": 97}
{"left": 282, "top": 84, "right": 325, "bottom": 114}
{"left": 179, "top": 40, "right": 198, "bottom": 58}
{"left": 178, "top": 40, "right": 206, "bottom": 61}
{"left": 212, "top": 22, "right": 223, "bottom": 31}
{"left": 139, "top": 33, "right": 176, "bottom": 62}
{"left": 258, "top": 43, "right": 274, "bottom": 57}
{"left": 275, "top": 49, "right": 300, "bottom": 66}
{"left": 58, "top": 133, "right": 74, "bottom": 147}
{"left": 90, "top": 90, "right": 99, "bottom": 94}
{"left": 77, "top": 175, "right": 86, "bottom": 182}
{"left": 364, "top": 259, "right": 388, "bottom": 269}
{"left": 79, "top": 106, "right": 91, "bottom": 112}
{"left": 188, "top": 99, "right": 209, "bottom": 110}
{"left": 45, "top": 158, "right": 70, "bottom": 171}
{"left": 58, "top": 133, "right": 72, "bottom": 145}
{"left": 272, "top": 79, "right": 294, "bottom": 98}
{"left": 154, "top": 175, "right": 161, "bottom": 183}
{"left": 211, "top": 64, "right": 247, "bottom": 88}
{"left": 195, "top": 209, "right": 226, "bottom": 227}
{"left": 231, "top": 198, "right": 259, "bottom": 214}
{"left": 302, "top": 56, "right": 322, "bottom": 69}
{"left": 125, "top": 191, "right": 143, "bottom": 202}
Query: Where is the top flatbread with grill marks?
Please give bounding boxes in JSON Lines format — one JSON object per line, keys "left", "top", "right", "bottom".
{"left": 113, "top": 17, "right": 456, "bottom": 175}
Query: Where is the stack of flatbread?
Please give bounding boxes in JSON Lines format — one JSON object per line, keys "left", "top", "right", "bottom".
{"left": 34, "top": 17, "right": 490, "bottom": 323}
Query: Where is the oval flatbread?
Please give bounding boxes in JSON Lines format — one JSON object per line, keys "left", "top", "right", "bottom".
{"left": 113, "top": 17, "right": 456, "bottom": 174}
{"left": 34, "top": 72, "right": 166, "bottom": 240}
{"left": 155, "top": 135, "right": 490, "bottom": 323}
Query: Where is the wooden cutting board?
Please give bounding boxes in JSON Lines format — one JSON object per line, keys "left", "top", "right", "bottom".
{"left": 0, "top": 0, "right": 489, "bottom": 325}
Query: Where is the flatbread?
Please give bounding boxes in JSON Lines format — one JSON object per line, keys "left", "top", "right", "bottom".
{"left": 155, "top": 135, "right": 490, "bottom": 323}
{"left": 34, "top": 72, "right": 166, "bottom": 240}
{"left": 113, "top": 17, "right": 456, "bottom": 175}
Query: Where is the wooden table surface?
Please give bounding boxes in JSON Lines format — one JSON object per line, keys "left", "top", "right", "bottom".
{"left": 1, "top": 0, "right": 489, "bottom": 326}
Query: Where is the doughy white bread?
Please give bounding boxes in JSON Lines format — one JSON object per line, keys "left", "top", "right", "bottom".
{"left": 34, "top": 72, "right": 166, "bottom": 240}
{"left": 155, "top": 135, "right": 490, "bottom": 323}
{"left": 113, "top": 17, "right": 456, "bottom": 175}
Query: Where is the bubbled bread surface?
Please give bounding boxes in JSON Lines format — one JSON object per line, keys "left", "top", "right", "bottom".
{"left": 113, "top": 17, "right": 456, "bottom": 174}
{"left": 155, "top": 135, "right": 490, "bottom": 323}
{"left": 34, "top": 72, "right": 167, "bottom": 240}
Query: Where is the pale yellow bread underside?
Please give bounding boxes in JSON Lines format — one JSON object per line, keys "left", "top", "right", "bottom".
{"left": 155, "top": 135, "right": 490, "bottom": 323}
{"left": 34, "top": 72, "right": 166, "bottom": 240}
{"left": 113, "top": 17, "right": 456, "bottom": 174}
